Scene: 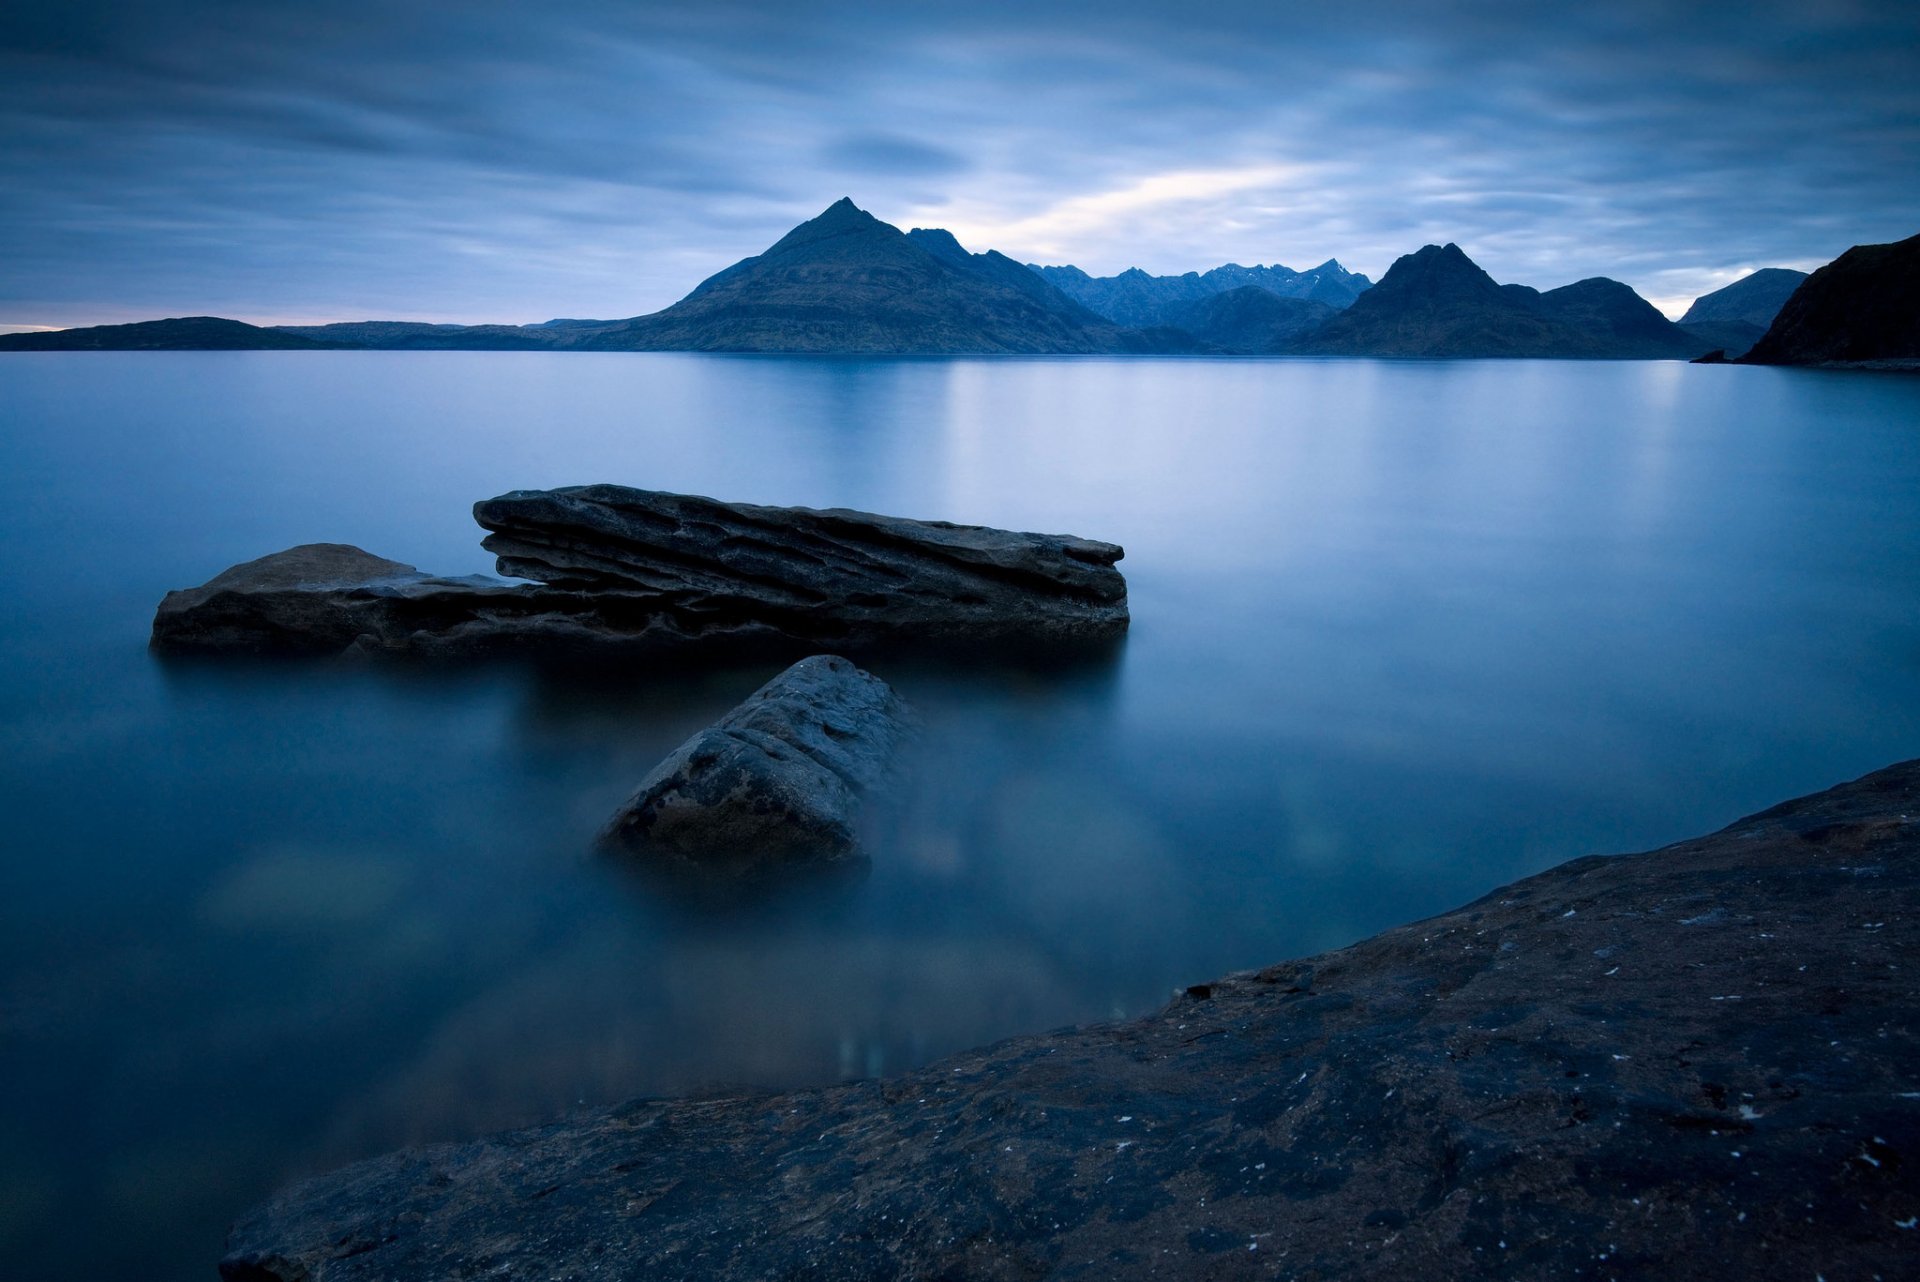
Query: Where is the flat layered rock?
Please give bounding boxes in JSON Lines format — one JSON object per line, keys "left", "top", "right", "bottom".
{"left": 152, "top": 489, "right": 1128, "bottom": 659}
{"left": 222, "top": 761, "right": 1920, "bottom": 1281}
{"left": 472, "top": 484, "right": 1129, "bottom": 644}
{"left": 599, "top": 655, "right": 909, "bottom": 875}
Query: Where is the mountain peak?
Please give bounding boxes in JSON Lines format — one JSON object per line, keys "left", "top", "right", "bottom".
{"left": 763, "top": 198, "right": 887, "bottom": 255}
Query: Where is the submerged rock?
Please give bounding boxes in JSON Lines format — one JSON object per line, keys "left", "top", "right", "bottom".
{"left": 150, "top": 491, "right": 1128, "bottom": 659}
{"left": 599, "top": 655, "right": 908, "bottom": 875}
{"left": 221, "top": 759, "right": 1920, "bottom": 1281}
{"left": 472, "top": 484, "right": 1128, "bottom": 644}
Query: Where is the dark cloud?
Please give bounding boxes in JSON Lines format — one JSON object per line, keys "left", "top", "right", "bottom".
{"left": 1, "top": 0, "right": 1915, "bottom": 326}
{"left": 822, "top": 133, "right": 972, "bottom": 177}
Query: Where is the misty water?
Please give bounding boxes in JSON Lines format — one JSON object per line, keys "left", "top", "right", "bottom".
{"left": 1, "top": 352, "right": 1917, "bottom": 1277}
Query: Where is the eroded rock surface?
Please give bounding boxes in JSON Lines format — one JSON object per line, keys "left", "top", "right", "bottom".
{"left": 150, "top": 490, "right": 1128, "bottom": 659}
{"left": 473, "top": 484, "right": 1129, "bottom": 643}
{"left": 222, "top": 761, "right": 1920, "bottom": 1281}
{"left": 599, "top": 655, "right": 908, "bottom": 875}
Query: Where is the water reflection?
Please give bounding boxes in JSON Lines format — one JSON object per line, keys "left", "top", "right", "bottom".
{"left": 0, "top": 354, "right": 1917, "bottom": 1280}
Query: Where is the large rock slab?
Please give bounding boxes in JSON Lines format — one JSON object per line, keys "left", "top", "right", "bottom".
{"left": 221, "top": 760, "right": 1920, "bottom": 1281}
{"left": 471, "top": 484, "right": 1129, "bottom": 644}
{"left": 151, "top": 489, "right": 1128, "bottom": 659}
{"left": 599, "top": 655, "right": 908, "bottom": 875}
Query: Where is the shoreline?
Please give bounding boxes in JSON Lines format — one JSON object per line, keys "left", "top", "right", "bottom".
{"left": 222, "top": 759, "right": 1920, "bottom": 1280}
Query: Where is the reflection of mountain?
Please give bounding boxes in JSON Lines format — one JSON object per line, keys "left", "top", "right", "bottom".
{"left": 1292, "top": 243, "right": 1710, "bottom": 358}
{"left": 1677, "top": 267, "right": 1807, "bottom": 356}
{"left": 1740, "top": 231, "right": 1920, "bottom": 367}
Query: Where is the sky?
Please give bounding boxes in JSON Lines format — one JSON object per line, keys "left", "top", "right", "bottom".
{"left": 2, "top": 0, "right": 1916, "bottom": 329}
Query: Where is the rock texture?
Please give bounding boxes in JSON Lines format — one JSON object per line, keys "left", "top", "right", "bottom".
{"left": 472, "top": 485, "right": 1129, "bottom": 645}
{"left": 151, "top": 492, "right": 1128, "bottom": 658}
{"left": 599, "top": 655, "right": 908, "bottom": 875}
{"left": 1741, "top": 231, "right": 1920, "bottom": 368}
{"left": 222, "top": 759, "right": 1920, "bottom": 1281}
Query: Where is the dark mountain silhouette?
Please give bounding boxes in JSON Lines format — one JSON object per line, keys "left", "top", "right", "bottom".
{"left": 574, "top": 198, "right": 1151, "bottom": 354}
{"left": 1740, "top": 231, "right": 1920, "bottom": 367}
{"left": 0, "top": 316, "right": 347, "bottom": 351}
{"left": 1290, "top": 244, "right": 1710, "bottom": 358}
{"left": 1031, "top": 259, "right": 1370, "bottom": 327}
{"left": 1677, "top": 267, "right": 1808, "bottom": 356}
{"left": 1159, "top": 287, "right": 1336, "bottom": 354}
{"left": 275, "top": 320, "right": 564, "bottom": 349}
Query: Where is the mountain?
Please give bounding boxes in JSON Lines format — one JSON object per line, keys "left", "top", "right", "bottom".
{"left": 1159, "top": 287, "right": 1336, "bottom": 354}
{"left": 0, "top": 316, "right": 347, "bottom": 351}
{"left": 1677, "top": 267, "right": 1808, "bottom": 356}
{"left": 1291, "top": 244, "right": 1710, "bottom": 359}
{"left": 273, "top": 320, "right": 572, "bottom": 349}
{"left": 1031, "top": 260, "right": 1371, "bottom": 327}
{"left": 579, "top": 198, "right": 1153, "bottom": 354}
{"left": 1740, "top": 231, "right": 1920, "bottom": 367}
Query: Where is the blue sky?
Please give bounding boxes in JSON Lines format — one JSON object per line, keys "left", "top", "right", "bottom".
{"left": 3, "top": 0, "right": 1915, "bottom": 329}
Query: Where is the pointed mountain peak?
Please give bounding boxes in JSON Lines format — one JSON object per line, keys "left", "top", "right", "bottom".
{"left": 1307, "top": 258, "right": 1348, "bottom": 275}
{"left": 764, "top": 198, "right": 892, "bottom": 255}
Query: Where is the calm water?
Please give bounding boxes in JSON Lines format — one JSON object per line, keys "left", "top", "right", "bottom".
{"left": 1, "top": 353, "right": 1917, "bottom": 1276}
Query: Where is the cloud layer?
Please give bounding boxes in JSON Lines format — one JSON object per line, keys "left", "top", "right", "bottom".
{"left": 3, "top": 0, "right": 1916, "bottom": 326}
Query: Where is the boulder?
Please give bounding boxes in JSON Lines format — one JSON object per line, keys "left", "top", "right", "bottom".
{"left": 471, "top": 484, "right": 1129, "bottom": 644}
{"left": 598, "top": 655, "right": 908, "bottom": 875}
{"left": 221, "top": 758, "right": 1920, "bottom": 1281}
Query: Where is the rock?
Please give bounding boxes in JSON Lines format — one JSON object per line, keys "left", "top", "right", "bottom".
{"left": 471, "top": 484, "right": 1129, "bottom": 645}
{"left": 149, "top": 543, "right": 535, "bottom": 656}
{"left": 221, "top": 759, "right": 1920, "bottom": 1281}
{"left": 150, "top": 491, "right": 1128, "bottom": 659}
{"left": 1690, "top": 348, "right": 1730, "bottom": 364}
{"left": 598, "top": 655, "right": 908, "bottom": 875}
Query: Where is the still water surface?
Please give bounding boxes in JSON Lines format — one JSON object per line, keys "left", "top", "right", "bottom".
{"left": 1, "top": 353, "right": 1917, "bottom": 1277}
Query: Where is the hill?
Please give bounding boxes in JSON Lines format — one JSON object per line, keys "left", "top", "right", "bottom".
{"left": 1677, "top": 268, "right": 1809, "bottom": 356}
{"left": 0, "top": 316, "right": 348, "bottom": 351}
{"left": 1291, "top": 244, "right": 1710, "bottom": 359}
{"left": 1740, "top": 232, "right": 1920, "bottom": 367}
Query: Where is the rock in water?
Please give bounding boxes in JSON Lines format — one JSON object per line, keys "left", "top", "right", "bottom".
{"left": 220, "top": 759, "right": 1920, "bottom": 1281}
{"left": 471, "top": 484, "right": 1129, "bottom": 644}
{"left": 149, "top": 543, "right": 525, "bottom": 655}
{"left": 599, "top": 655, "right": 907, "bottom": 875}
{"left": 150, "top": 491, "right": 1128, "bottom": 658}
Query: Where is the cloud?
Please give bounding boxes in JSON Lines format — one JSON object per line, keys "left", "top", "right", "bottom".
{"left": 821, "top": 132, "right": 971, "bottom": 177}
{"left": 1, "top": 0, "right": 1915, "bottom": 325}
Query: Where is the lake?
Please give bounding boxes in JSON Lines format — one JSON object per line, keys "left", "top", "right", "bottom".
{"left": 1, "top": 353, "right": 1917, "bottom": 1278}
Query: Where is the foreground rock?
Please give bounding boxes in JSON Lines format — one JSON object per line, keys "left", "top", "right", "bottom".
{"left": 599, "top": 655, "right": 908, "bottom": 875}
{"left": 472, "top": 484, "right": 1129, "bottom": 644}
{"left": 150, "top": 491, "right": 1127, "bottom": 658}
{"left": 222, "top": 761, "right": 1920, "bottom": 1280}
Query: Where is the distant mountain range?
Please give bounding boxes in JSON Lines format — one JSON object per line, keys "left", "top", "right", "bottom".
{"left": 2, "top": 198, "right": 1897, "bottom": 363}
{"left": 1030, "top": 259, "right": 1371, "bottom": 327}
